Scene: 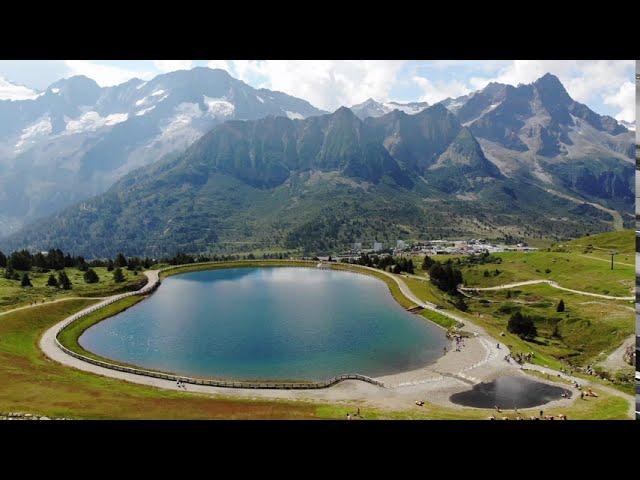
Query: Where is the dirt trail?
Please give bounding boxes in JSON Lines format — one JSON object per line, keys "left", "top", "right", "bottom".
{"left": 597, "top": 336, "right": 635, "bottom": 371}
{"left": 460, "top": 279, "right": 633, "bottom": 301}
{"left": 545, "top": 188, "right": 624, "bottom": 230}
{"left": 0, "top": 296, "right": 107, "bottom": 317}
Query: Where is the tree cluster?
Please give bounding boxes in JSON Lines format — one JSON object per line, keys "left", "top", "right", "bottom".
{"left": 507, "top": 312, "right": 537, "bottom": 339}
{"left": 428, "top": 260, "right": 463, "bottom": 294}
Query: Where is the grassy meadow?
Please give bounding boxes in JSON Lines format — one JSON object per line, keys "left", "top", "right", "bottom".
{"left": 0, "top": 266, "right": 146, "bottom": 313}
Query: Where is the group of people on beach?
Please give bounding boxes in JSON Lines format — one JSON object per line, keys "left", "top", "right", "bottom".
{"left": 447, "top": 334, "right": 465, "bottom": 352}
{"left": 503, "top": 351, "right": 533, "bottom": 365}
{"left": 175, "top": 379, "right": 187, "bottom": 390}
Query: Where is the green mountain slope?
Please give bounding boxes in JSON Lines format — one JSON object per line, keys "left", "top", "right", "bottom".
{"left": 2, "top": 106, "right": 628, "bottom": 258}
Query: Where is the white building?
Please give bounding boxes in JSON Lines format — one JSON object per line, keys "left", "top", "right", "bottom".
{"left": 373, "top": 242, "right": 383, "bottom": 252}
{"left": 396, "top": 240, "right": 406, "bottom": 249}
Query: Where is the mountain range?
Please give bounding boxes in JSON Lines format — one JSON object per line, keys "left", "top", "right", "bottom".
{"left": 349, "top": 98, "right": 430, "bottom": 119}
{"left": 0, "top": 67, "right": 325, "bottom": 235}
{"left": 0, "top": 71, "right": 634, "bottom": 257}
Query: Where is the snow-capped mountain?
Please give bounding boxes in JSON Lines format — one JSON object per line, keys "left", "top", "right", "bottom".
{"left": 618, "top": 120, "right": 635, "bottom": 131}
{"left": 0, "top": 67, "right": 326, "bottom": 236}
{"left": 349, "top": 98, "right": 429, "bottom": 119}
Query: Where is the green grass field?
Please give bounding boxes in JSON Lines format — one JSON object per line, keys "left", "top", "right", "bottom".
{"left": 400, "top": 232, "right": 635, "bottom": 392}
{"left": 564, "top": 229, "right": 635, "bottom": 256}
{"left": 0, "top": 299, "right": 628, "bottom": 419}
{"left": 460, "top": 250, "right": 633, "bottom": 297}
{"left": 408, "top": 230, "right": 635, "bottom": 297}
{"left": 0, "top": 250, "right": 633, "bottom": 419}
{"left": 0, "top": 266, "right": 146, "bottom": 313}
{"left": 465, "top": 283, "right": 634, "bottom": 365}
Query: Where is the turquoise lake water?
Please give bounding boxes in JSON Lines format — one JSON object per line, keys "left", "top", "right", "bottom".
{"left": 79, "top": 267, "right": 448, "bottom": 381}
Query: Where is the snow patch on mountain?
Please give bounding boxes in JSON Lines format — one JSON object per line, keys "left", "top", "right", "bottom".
{"left": 15, "top": 117, "right": 53, "bottom": 150}
{"left": 285, "top": 110, "right": 304, "bottom": 120}
{"left": 65, "top": 112, "right": 129, "bottom": 134}
{"left": 162, "top": 102, "right": 203, "bottom": 137}
{"left": 383, "top": 101, "right": 427, "bottom": 115}
{"left": 204, "top": 96, "right": 235, "bottom": 117}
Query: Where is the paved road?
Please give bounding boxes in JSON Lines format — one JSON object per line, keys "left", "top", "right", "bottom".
{"left": 460, "top": 279, "right": 633, "bottom": 301}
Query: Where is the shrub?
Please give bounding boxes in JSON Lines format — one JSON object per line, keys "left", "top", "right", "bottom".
{"left": 507, "top": 312, "right": 537, "bottom": 340}
{"left": 83, "top": 269, "right": 99, "bottom": 284}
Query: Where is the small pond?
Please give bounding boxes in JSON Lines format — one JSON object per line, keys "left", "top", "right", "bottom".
{"left": 449, "top": 376, "right": 572, "bottom": 409}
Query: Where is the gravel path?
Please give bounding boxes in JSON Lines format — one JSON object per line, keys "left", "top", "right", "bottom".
{"left": 0, "top": 296, "right": 108, "bottom": 317}
{"left": 460, "top": 279, "right": 633, "bottom": 301}
{"left": 597, "top": 335, "right": 635, "bottom": 371}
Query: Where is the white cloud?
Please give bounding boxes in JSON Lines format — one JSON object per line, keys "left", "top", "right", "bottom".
{"left": 64, "top": 61, "right": 154, "bottom": 87}
{"left": 0, "top": 76, "right": 41, "bottom": 100}
{"left": 468, "top": 60, "right": 635, "bottom": 120}
{"left": 412, "top": 76, "right": 472, "bottom": 104}
{"left": 153, "top": 60, "right": 193, "bottom": 73}
{"left": 221, "top": 60, "right": 406, "bottom": 111}
{"left": 206, "top": 60, "right": 234, "bottom": 74}
{"left": 412, "top": 60, "right": 635, "bottom": 122}
{"left": 603, "top": 80, "right": 635, "bottom": 122}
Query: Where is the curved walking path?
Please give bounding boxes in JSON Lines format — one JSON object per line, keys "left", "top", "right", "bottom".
{"left": 460, "top": 279, "right": 634, "bottom": 301}
{"left": 579, "top": 254, "right": 634, "bottom": 268}
{"left": 597, "top": 335, "right": 635, "bottom": 371}
{"left": 0, "top": 296, "right": 108, "bottom": 317}
{"left": 35, "top": 263, "right": 632, "bottom": 415}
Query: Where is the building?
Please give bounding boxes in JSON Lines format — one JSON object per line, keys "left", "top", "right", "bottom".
{"left": 373, "top": 242, "right": 383, "bottom": 252}
{"left": 353, "top": 242, "right": 362, "bottom": 251}
{"left": 396, "top": 240, "right": 406, "bottom": 249}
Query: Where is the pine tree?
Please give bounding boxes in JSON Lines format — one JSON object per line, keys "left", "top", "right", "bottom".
{"left": 21, "top": 273, "right": 32, "bottom": 287}
{"left": 556, "top": 299, "right": 565, "bottom": 312}
{"left": 4, "top": 263, "right": 15, "bottom": 280}
{"left": 421, "top": 255, "right": 434, "bottom": 271}
{"left": 83, "top": 269, "right": 99, "bottom": 284}
{"left": 115, "top": 253, "right": 128, "bottom": 268}
{"left": 107, "top": 259, "right": 114, "bottom": 272}
{"left": 0, "top": 250, "right": 6, "bottom": 268}
{"left": 113, "top": 268, "right": 125, "bottom": 283}
{"left": 58, "top": 270, "right": 72, "bottom": 290}
{"left": 47, "top": 274, "right": 58, "bottom": 287}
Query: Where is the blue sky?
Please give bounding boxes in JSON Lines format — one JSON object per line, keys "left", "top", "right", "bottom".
{"left": 0, "top": 60, "right": 634, "bottom": 121}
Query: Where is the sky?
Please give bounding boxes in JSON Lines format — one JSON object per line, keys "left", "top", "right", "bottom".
{"left": 0, "top": 60, "right": 635, "bottom": 122}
